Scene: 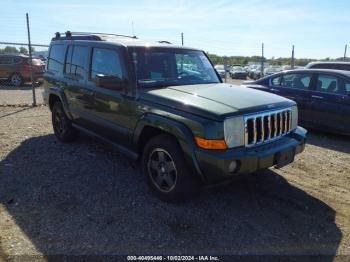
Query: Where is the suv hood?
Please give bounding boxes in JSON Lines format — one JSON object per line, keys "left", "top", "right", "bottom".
{"left": 140, "top": 83, "right": 294, "bottom": 120}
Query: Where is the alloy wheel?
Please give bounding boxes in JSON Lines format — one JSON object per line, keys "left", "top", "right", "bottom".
{"left": 11, "top": 74, "right": 22, "bottom": 86}
{"left": 147, "top": 148, "right": 177, "bottom": 193}
{"left": 54, "top": 108, "right": 66, "bottom": 135}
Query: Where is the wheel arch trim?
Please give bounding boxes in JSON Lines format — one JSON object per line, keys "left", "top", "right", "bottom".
{"left": 133, "top": 113, "right": 205, "bottom": 182}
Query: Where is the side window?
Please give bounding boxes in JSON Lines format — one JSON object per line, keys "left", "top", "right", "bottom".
{"left": 345, "top": 81, "right": 350, "bottom": 93}
{"left": 13, "top": 57, "right": 22, "bottom": 64}
{"left": 271, "top": 75, "right": 282, "bottom": 86}
{"left": 0, "top": 57, "right": 11, "bottom": 64}
{"left": 281, "top": 73, "right": 311, "bottom": 90}
{"left": 65, "top": 45, "right": 88, "bottom": 79}
{"left": 339, "top": 64, "right": 350, "bottom": 71}
{"left": 47, "top": 44, "right": 65, "bottom": 72}
{"left": 313, "top": 64, "right": 331, "bottom": 69}
{"left": 90, "top": 48, "right": 123, "bottom": 80}
{"left": 65, "top": 45, "right": 73, "bottom": 74}
{"left": 316, "top": 74, "right": 344, "bottom": 94}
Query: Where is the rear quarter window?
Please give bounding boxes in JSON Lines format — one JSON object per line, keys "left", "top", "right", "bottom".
{"left": 47, "top": 44, "right": 65, "bottom": 73}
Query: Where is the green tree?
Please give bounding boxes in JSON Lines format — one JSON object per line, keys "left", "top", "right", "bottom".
{"left": 19, "top": 47, "right": 28, "bottom": 54}
{"left": 3, "top": 46, "right": 19, "bottom": 54}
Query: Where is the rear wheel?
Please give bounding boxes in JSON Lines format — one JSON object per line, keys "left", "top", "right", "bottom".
{"left": 142, "top": 134, "right": 197, "bottom": 202}
{"left": 52, "top": 101, "right": 79, "bottom": 142}
{"left": 10, "top": 73, "right": 23, "bottom": 87}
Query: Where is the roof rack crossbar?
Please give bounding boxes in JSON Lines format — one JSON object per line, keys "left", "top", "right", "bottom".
{"left": 52, "top": 31, "right": 138, "bottom": 41}
{"left": 69, "top": 32, "right": 137, "bottom": 39}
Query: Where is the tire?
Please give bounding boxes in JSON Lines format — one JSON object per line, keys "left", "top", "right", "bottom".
{"left": 52, "top": 101, "right": 79, "bottom": 142}
{"left": 10, "top": 73, "right": 23, "bottom": 87}
{"left": 142, "top": 134, "right": 197, "bottom": 202}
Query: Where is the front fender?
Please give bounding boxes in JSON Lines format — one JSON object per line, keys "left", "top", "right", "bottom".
{"left": 133, "top": 113, "right": 205, "bottom": 182}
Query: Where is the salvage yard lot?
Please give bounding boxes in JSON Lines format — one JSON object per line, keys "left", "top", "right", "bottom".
{"left": 0, "top": 106, "right": 349, "bottom": 257}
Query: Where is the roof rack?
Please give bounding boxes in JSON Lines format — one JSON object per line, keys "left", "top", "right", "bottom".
{"left": 52, "top": 31, "right": 137, "bottom": 41}
{"left": 72, "top": 32, "right": 137, "bottom": 39}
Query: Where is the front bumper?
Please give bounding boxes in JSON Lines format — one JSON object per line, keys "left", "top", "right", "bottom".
{"left": 194, "top": 126, "right": 307, "bottom": 184}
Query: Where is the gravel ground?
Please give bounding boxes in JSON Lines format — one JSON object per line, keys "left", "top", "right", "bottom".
{"left": 0, "top": 106, "right": 349, "bottom": 259}
{"left": 0, "top": 84, "right": 44, "bottom": 106}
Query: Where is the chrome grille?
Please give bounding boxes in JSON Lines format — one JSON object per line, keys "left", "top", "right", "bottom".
{"left": 244, "top": 108, "right": 292, "bottom": 147}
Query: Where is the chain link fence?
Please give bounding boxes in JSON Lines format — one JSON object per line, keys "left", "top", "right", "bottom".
{"left": 0, "top": 42, "right": 49, "bottom": 106}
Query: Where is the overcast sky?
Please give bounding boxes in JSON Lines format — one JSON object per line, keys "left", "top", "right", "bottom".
{"left": 1, "top": 0, "right": 349, "bottom": 58}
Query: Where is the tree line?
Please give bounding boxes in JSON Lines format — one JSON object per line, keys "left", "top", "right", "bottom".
{"left": 0, "top": 46, "right": 35, "bottom": 55}
{"left": 206, "top": 53, "right": 349, "bottom": 66}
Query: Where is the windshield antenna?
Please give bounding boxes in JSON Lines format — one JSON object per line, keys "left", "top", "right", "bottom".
{"left": 131, "top": 21, "right": 135, "bottom": 37}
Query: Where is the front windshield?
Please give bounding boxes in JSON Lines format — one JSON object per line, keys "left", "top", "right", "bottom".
{"left": 130, "top": 48, "right": 220, "bottom": 88}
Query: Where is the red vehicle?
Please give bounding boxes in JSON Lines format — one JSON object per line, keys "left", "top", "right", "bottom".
{"left": 0, "top": 54, "right": 45, "bottom": 86}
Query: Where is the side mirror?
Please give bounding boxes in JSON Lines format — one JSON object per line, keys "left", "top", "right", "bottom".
{"left": 96, "top": 74, "right": 127, "bottom": 91}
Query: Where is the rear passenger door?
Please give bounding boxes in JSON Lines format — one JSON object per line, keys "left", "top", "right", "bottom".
{"left": 276, "top": 72, "right": 314, "bottom": 125}
{"left": 309, "top": 73, "right": 350, "bottom": 133}
{"left": 62, "top": 44, "right": 92, "bottom": 125}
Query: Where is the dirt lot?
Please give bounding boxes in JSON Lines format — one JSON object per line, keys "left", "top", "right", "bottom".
{"left": 0, "top": 83, "right": 45, "bottom": 106}
{"left": 0, "top": 106, "right": 349, "bottom": 259}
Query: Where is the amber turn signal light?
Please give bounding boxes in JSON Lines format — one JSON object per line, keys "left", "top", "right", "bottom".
{"left": 194, "top": 136, "right": 227, "bottom": 150}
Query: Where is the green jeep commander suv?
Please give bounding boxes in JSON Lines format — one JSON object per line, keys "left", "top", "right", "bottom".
{"left": 43, "top": 31, "right": 306, "bottom": 202}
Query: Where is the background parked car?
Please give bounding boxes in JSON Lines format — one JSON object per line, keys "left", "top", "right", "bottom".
{"left": 242, "top": 69, "right": 350, "bottom": 135}
{"left": 0, "top": 54, "right": 45, "bottom": 86}
{"left": 264, "top": 65, "right": 282, "bottom": 76}
{"left": 229, "top": 66, "right": 247, "bottom": 79}
{"left": 305, "top": 61, "right": 350, "bottom": 71}
{"left": 250, "top": 65, "right": 262, "bottom": 80}
{"left": 214, "top": 64, "right": 226, "bottom": 78}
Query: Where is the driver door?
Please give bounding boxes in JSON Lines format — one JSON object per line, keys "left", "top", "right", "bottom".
{"left": 85, "top": 46, "right": 135, "bottom": 147}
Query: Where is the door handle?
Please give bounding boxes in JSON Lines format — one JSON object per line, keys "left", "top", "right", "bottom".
{"left": 270, "top": 88, "right": 280, "bottom": 92}
{"left": 311, "top": 95, "right": 324, "bottom": 99}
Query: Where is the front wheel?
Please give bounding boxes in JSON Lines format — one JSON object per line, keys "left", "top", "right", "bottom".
{"left": 142, "top": 134, "right": 197, "bottom": 202}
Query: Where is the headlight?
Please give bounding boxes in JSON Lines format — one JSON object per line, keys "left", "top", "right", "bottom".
{"left": 224, "top": 116, "right": 245, "bottom": 148}
{"left": 291, "top": 105, "right": 298, "bottom": 130}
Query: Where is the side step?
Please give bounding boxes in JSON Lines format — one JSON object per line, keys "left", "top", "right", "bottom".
{"left": 72, "top": 123, "right": 139, "bottom": 160}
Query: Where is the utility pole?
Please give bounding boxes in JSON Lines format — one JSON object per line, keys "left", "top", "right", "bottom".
{"left": 224, "top": 56, "right": 227, "bottom": 83}
{"left": 26, "top": 13, "right": 36, "bottom": 107}
{"left": 344, "top": 44, "right": 347, "bottom": 61}
{"left": 261, "top": 43, "right": 264, "bottom": 78}
{"left": 291, "top": 45, "right": 295, "bottom": 69}
{"left": 181, "top": 32, "right": 184, "bottom": 46}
